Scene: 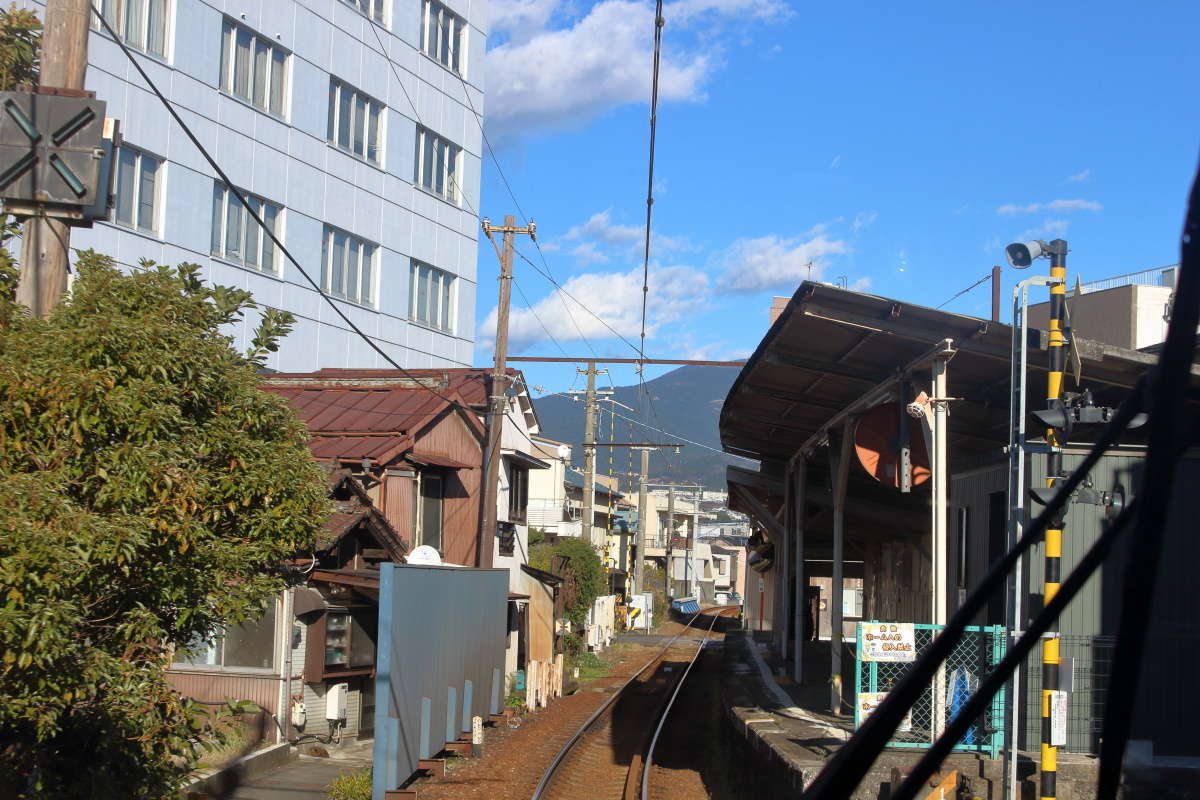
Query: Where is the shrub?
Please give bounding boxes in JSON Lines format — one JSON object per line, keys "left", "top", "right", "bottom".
{"left": 328, "top": 768, "right": 372, "bottom": 800}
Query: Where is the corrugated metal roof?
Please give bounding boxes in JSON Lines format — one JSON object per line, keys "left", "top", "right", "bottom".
{"left": 720, "top": 281, "right": 1197, "bottom": 465}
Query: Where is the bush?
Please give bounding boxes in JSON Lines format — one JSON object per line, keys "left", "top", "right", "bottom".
{"left": 328, "top": 768, "right": 372, "bottom": 800}
{"left": 529, "top": 536, "right": 605, "bottom": 627}
{"left": 0, "top": 252, "right": 327, "bottom": 798}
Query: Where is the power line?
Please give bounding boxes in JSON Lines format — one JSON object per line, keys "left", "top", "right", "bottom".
{"left": 639, "top": 0, "right": 666, "bottom": 366}
{"left": 514, "top": 247, "right": 643, "bottom": 355}
{"left": 935, "top": 272, "right": 992, "bottom": 309}
{"left": 513, "top": 276, "right": 568, "bottom": 357}
{"left": 92, "top": 7, "right": 483, "bottom": 419}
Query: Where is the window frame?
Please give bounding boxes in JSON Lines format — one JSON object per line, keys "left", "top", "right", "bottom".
{"left": 210, "top": 182, "right": 284, "bottom": 274}
{"left": 171, "top": 600, "right": 280, "bottom": 674}
{"left": 956, "top": 506, "right": 969, "bottom": 590}
{"left": 419, "top": 0, "right": 467, "bottom": 76}
{"left": 219, "top": 18, "right": 290, "bottom": 119}
{"left": 112, "top": 144, "right": 163, "bottom": 236}
{"left": 411, "top": 470, "right": 445, "bottom": 553}
{"left": 409, "top": 259, "right": 456, "bottom": 333}
{"left": 340, "top": 0, "right": 388, "bottom": 25}
{"left": 320, "top": 225, "right": 377, "bottom": 306}
{"left": 93, "top": 0, "right": 171, "bottom": 60}
{"left": 507, "top": 464, "right": 529, "bottom": 523}
{"left": 327, "top": 78, "right": 385, "bottom": 165}
{"left": 413, "top": 126, "right": 462, "bottom": 204}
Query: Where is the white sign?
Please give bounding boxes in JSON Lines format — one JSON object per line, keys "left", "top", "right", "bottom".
{"left": 407, "top": 545, "right": 442, "bottom": 565}
{"left": 860, "top": 622, "right": 916, "bottom": 662}
{"left": 628, "top": 594, "right": 649, "bottom": 630}
{"left": 758, "top": 577, "right": 765, "bottom": 593}
{"left": 856, "top": 691, "right": 913, "bottom": 732}
{"left": 1049, "top": 690, "right": 1069, "bottom": 747}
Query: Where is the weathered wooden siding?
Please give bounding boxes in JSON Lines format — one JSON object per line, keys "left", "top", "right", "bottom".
{"left": 383, "top": 472, "right": 414, "bottom": 547}
{"left": 167, "top": 671, "right": 281, "bottom": 717}
{"left": 405, "top": 410, "right": 483, "bottom": 566}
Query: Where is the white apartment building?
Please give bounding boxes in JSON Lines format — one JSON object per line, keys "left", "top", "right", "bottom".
{"left": 28, "top": 0, "right": 486, "bottom": 370}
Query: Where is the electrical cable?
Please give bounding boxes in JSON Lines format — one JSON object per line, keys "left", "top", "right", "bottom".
{"left": 92, "top": 7, "right": 493, "bottom": 420}
{"left": 639, "top": 0, "right": 666, "bottom": 367}
{"left": 935, "top": 272, "right": 991, "bottom": 309}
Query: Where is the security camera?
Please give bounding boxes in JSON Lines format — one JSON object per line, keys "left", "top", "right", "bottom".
{"left": 1005, "top": 240, "right": 1046, "bottom": 269}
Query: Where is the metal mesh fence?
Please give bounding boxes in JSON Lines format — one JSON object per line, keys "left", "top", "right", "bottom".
{"left": 855, "top": 622, "right": 1007, "bottom": 758}
{"left": 1022, "top": 634, "right": 1115, "bottom": 753}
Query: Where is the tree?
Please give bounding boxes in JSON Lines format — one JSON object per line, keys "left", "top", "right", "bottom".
{"left": 529, "top": 536, "right": 605, "bottom": 628}
{"left": 0, "top": 248, "right": 328, "bottom": 799}
{"left": 0, "top": 3, "right": 40, "bottom": 92}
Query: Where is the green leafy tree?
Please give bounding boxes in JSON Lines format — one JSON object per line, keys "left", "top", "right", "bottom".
{"left": 529, "top": 536, "right": 605, "bottom": 627}
{"left": 0, "top": 3, "right": 40, "bottom": 91}
{"left": 0, "top": 250, "right": 328, "bottom": 798}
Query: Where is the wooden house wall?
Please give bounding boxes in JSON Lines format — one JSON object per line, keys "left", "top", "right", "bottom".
{"left": 407, "top": 410, "right": 483, "bottom": 566}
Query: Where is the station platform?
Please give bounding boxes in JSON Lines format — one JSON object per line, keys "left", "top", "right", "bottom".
{"left": 719, "top": 631, "right": 1103, "bottom": 800}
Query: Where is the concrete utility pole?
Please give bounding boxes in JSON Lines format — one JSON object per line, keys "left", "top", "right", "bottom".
{"left": 479, "top": 215, "right": 535, "bottom": 569}
{"left": 634, "top": 446, "right": 653, "bottom": 595}
{"left": 569, "top": 362, "right": 611, "bottom": 548}
{"left": 666, "top": 486, "right": 675, "bottom": 601}
{"left": 17, "top": 0, "right": 91, "bottom": 316}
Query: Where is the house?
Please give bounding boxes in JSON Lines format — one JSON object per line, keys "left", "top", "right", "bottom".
{"left": 526, "top": 435, "right": 576, "bottom": 538}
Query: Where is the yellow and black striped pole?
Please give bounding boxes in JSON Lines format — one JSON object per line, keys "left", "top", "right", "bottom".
{"left": 1040, "top": 239, "right": 1068, "bottom": 800}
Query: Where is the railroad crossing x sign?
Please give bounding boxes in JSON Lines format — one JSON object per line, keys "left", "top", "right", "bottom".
{"left": 0, "top": 91, "right": 107, "bottom": 213}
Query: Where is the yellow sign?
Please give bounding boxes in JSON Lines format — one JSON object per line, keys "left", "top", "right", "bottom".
{"left": 860, "top": 622, "right": 916, "bottom": 662}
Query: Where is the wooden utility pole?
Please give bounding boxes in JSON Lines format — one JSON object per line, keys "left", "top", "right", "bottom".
{"left": 479, "top": 215, "right": 535, "bottom": 569}
{"left": 580, "top": 362, "right": 599, "bottom": 547}
{"left": 17, "top": 0, "right": 92, "bottom": 316}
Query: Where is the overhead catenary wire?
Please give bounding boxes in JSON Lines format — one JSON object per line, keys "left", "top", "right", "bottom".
{"left": 638, "top": 0, "right": 666, "bottom": 367}
{"left": 935, "top": 272, "right": 992, "bottom": 309}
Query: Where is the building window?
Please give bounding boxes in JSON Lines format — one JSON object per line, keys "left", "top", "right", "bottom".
{"left": 220, "top": 19, "right": 288, "bottom": 117}
{"left": 113, "top": 145, "right": 161, "bottom": 234}
{"left": 508, "top": 464, "right": 528, "bottom": 523}
{"left": 419, "top": 0, "right": 466, "bottom": 76}
{"left": 321, "top": 226, "right": 377, "bottom": 305}
{"left": 94, "top": 0, "right": 169, "bottom": 58}
{"left": 210, "top": 183, "right": 283, "bottom": 272}
{"left": 409, "top": 260, "right": 454, "bottom": 332}
{"left": 341, "top": 0, "right": 386, "bottom": 24}
{"left": 323, "top": 609, "right": 377, "bottom": 670}
{"left": 172, "top": 602, "right": 278, "bottom": 671}
{"left": 412, "top": 471, "right": 444, "bottom": 552}
{"left": 413, "top": 126, "right": 460, "bottom": 204}
{"left": 327, "top": 79, "right": 384, "bottom": 164}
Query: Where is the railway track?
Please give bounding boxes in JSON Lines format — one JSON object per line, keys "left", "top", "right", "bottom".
{"left": 531, "top": 605, "right": 737, "bottom": 800}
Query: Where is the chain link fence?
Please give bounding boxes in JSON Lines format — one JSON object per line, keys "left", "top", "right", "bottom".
{"left": 1022, "top": 634, "right": 1115, "bottom": 753}
{"left": 855, "top": 622, "right": 1007, "bottom": 758}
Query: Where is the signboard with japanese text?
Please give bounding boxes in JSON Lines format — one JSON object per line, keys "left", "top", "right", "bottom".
{"left": 860, "top": 622, "right": 916, "bottom": 662}
{"left": 856, "top": 691, "right": 913, "bottom": 732}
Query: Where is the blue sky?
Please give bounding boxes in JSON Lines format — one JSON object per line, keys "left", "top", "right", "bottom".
{"left": 471, "top": 0, "right": 1200, "bottom": 396}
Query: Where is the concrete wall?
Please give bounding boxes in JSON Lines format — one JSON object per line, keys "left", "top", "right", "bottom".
{"left": 1029, "top": 284, "right": 1172, "bottom": 351}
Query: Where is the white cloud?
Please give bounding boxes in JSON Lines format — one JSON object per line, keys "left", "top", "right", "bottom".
{"left": 852, "top": 210, "right": 878, "bottom": 233}
{"left": 829, "top": 154, "right": 842, "bottom": 169}
{"left": 569, "top": 241, "right": 610, "bottom": 265}
{"left": 1063, "top": 169, "right": 1091, "bottom": 184}
{"left": 485, "top": 0, "right": 788, "bottom": 140}
{"left": 996, "top": 198, "right": 1102, "bottom": 215}
{"left": 850, "top": 277, "right": 872, "bottom": 292}
{"left": 478, "top": 264, "right": 710, "bottom": 351}
{"left": 1019, "top": 218, "right": 1070, "bottom": 241}
{"left": 718, "top": 232, "right": 850, "bottom": 292}
{"left": 564, "top": 209, "right": 642, "bottom": 246}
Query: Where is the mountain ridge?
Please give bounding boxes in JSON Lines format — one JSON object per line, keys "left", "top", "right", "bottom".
{"left": 529, "top": 365, "right": 749, "bottom": 491}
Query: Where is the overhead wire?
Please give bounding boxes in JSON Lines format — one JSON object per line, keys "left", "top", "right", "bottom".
{"left": 935, "top": 271, "right": 992, "bottom": 309}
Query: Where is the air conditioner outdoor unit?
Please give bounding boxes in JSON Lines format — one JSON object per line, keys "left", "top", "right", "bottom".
{"left": 325, "top": 682, "right": 348, "bottom": 721}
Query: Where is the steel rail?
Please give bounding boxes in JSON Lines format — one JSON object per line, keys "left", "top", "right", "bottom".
{"left": 530, "top": 606, "right": 734, "bottom": 800}
{"left": 639, "top": 606, "right": 734, "bottom": 800}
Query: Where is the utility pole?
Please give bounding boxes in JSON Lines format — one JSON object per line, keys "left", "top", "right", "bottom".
{"left": 631, "top": 447, "right": 653, "bottom": 595}
{"left": 666, "top": 485, "right": 675, "bottom": 601}
{"left": 479, "top": 215, "right": 535, "bottom": 569}
{"left": 569, "top": 362, "right": 610, "bottom": 548}
{"left": 17, "top": 0, "right": 92, "bottom": 316}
